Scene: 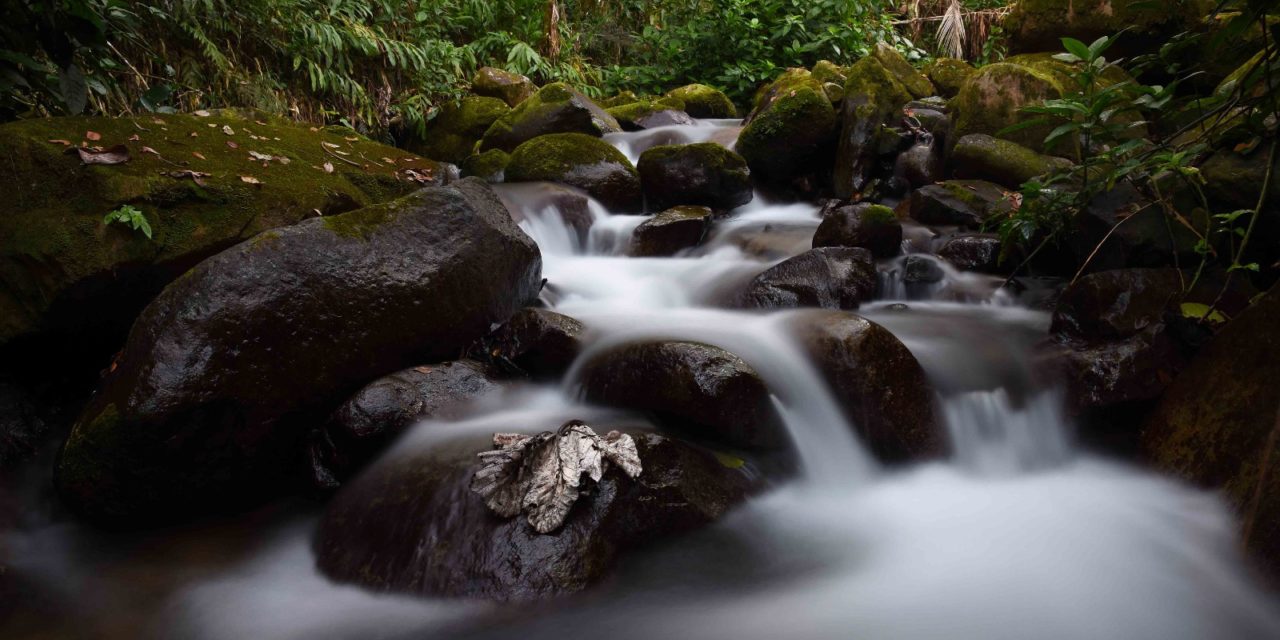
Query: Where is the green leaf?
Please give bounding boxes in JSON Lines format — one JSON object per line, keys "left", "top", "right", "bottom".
{"left": 1061, "top": 37, "right": 1091, "bottom": 61}
{"left": 1180, "top": 303, "right": 1227, "bottom": 324}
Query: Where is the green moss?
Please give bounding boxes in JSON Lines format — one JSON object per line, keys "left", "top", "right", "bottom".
{"left": 471, "top": 67, "right": 536, "bottom": 107}
{"left": 664, "top": 84, "right": 736, "bottom": 118}
{"left": 506, "top": 133, "right": 635, "bottom": 182}
{"left": 320, "top": 200, "right": 396, "bottom": 240}
{"left": 952, "top": 134, "right": 1073, "bottom": 188}
{"left": 639, "top": 142, "right": 745, "bottom": 173}
{"left": 461, "top": 149, "right": 510, "bottom": 182}
{"left": 869, "top": 43, "right": 935, "bottom": 99}
{"left": 751, "top": 69, "right": 817, "bottom": 112}
{"left": 736, "top": 84, "right": 836, "bottom": 182}
{"left": 1005, "top": 0, "right": 1211, "bottom": 54}
{"left": 923, "top": 58, "right": 975, "bottom": 98}
{"left": 952, "top": 62, "right": 1066, "bottom": 154}
{"left": 408, "top": 96, "right": 509, "bottom": 164}
{"left": 811, "top": 60, "right": 849, "bottom": 86}
{"left": 480, "top": 83, "right": 620, "bottom": 152}
{"left": 607, "top": 101, "right": 666, "bottom": 122}
{"left": 862, "top": 204, "right": 896, "bottom": 225}
{"left": 843, "top": 56, "right": 915, "bottom": 125}
{"left": 598, "top": 91, "right": 641, "bottom": 108}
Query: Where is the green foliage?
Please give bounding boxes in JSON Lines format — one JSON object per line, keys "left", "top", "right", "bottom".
{"left": 104, "top": 204, "right": 152, "bottom": 239}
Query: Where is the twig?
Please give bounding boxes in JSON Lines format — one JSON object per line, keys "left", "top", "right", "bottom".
{"left": 323, "top": 146, "right": 361, "bottom": 167}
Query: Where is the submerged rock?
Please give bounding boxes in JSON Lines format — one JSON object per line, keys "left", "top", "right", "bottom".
{"left": 55, "top": 179, "right": 542, "bottom": 523}
{"left": 637, "top": 142, "right": 752, "bottom": 211}
{"left": 504, "top": 133, "right": 642, "bottom": 211}
{"left": 314, "top": 431, "right": 755, "bottom": 600}
{"left": 631, "top": 206, "right": 713, "bottom": 257}
{"left": 812, "top": 202, "right": 903, "bottom": 259}
{"left": 308, "top": 360, "right": 504, "bottom": 489}
{"left": 664, "top": 84, "right": 737, "bottom": 119}
{"left": 480, "top": 83, "right": 621, "bottom": 153}
{"left": 471, "top": 67, "right": 537, "bottom": 107}
{"left": 737, "top": 247, "right": 878, "bottom": 311}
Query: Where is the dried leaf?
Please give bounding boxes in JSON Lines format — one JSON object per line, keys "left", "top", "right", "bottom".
{"left": 68, "top": 144, "right": 131, "bottom": 165}
{"left": 226, "top": 141, "right": 239, "bottom": 149}
{"left": 192, "top": 152, "right": 206, "bottom": 160}
{"left": 141, "top": 146, "right": 159, "bottom": 156}
{"left": 165, "top": 170, "right": 211, "bottom": 186}
{"left": 248, "top": 150, "right": 273, "bottom": 162}
{"left": 382, "top": 157, "right": 396, "bottom": 165}
{"left": 240, "top": 175, "right": 262, "bottom": 185}
{"left": 345, "top": 136, "right": 358, "bottom": 142}
{"left": 128, "top": 134, "right": 140, "bottom": 142}
{"left": 322, "top": 161, "right": 334, "bottom": 174}
{"left": 194, "top": 110, "right": 211, "bottom": 117}
{"left": 189, "top": 131, "right": 198, "bottom": 137}
{"left": 48, "top": 139, "right": 72, "bottom": 146}
{"left": 85, "top": 130, "right": 101, "bottom": 141}
{"left": 222, "top": 125, "right": 235, "bottom": 135}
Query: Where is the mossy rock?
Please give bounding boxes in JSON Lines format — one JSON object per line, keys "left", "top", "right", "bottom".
{"left": 471, "top": 67, "right": 537, "bottom": 108}
{"left": 736, "top": 81, "right": 837, "bottom": 186}
{"left": 664, "top": 84, "right": 737, "bottom": 119}
{"left": 833, "top": 55, "right": 914, "bottom": 199}
{"left": 407, "top": 96, "right": 509, "bottom": 164}
{"left": 637, "top": 142, "right": 752, "bottom": 211}
{"left": 461, "top": 149, "right": 510, "bottom": 183}
{"left": 479, "top": 83, "right": 621, "bottom": 153}
{"left": 1003, "top": 0, "right": 1213, "bottom": 56}
{"left": 951, "top": 61, "right": 1067, "bottom": 155}
{"left": 0, "top": 113, "right": 446, "bottom": 352}
{"left": 598, "top": 91, "right": 642, "bottom": 108}
{"left": 749, "top": 68, "right": 818, "bottom": 114}
{"left": 606, "top": 101, "right": 694, "bottom": 131}
{"left": 923, "top": 58, "right": 975, "bottom": 98}
{"left": 505, "top": 133, "right": 641, "bottom": 211}
{"left": 951, "top": 134, "right": 1073, "bottom": 189}
{"left": 811, "top": 60, "right": 850, "bottom": 86}
{"left": 869, "top": 43, "right": 935, "bottom": 99}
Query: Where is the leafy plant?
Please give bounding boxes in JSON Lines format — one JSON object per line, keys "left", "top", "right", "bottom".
{"left": 103, "top": 204, "right": 152, "bottom": 239}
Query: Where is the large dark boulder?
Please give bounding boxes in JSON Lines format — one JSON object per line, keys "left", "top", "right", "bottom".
{"left": 631, "top": 206, "right": 713, "bottom": 257}
{"left": 812, "top": 202, "right": 903, "bottom": 259}
{"left": 483, "top": 308, "right": 586, "bottom": 380}
{"left": 55, "top": 178, "right": 542, "bottom": 523}
{"left": 581, "top": 341, "right": 784, "bottom": 450}
{"left": 736, "top": 72, "right": 837, "bottom": 186}
{"left": 636, "top": 143, "right": 752, "bottom": 211}
{"left": 1140, "top": 288, "right": 1280, "bottom": 579}
{"left": 504, "top": 133, "right": 642, "bottom": 211}
{"left": 314, "top": 431, "right": 755, "bottom": 600}
{"left": 789, "top": 311, "right": 941, "bottom": 462}
{"left": 471, "top": 67, "right": 537, "bottom": 107}
{"left": 406, "top": 96, "right": 509, "bottom": 164}
{"left": 1065, "top": 182, "right": 1202, "bottom": 276}
{"left": 833, "top": 53, "right": 915, "bottom": 199}
{"left": 307, "top": 360, "right": 505, "bottom": 489}
{"left": 737, "top": 248, "right": 877, "bottom": 311}
{"left": 479, "top": 83, "right": 621, "bottom": 153}
{"left": 937, "top": 233, "right": 1004, "bottom": 274}
{"left": 907, "top": 180, "right": 1013, "bottom": 228}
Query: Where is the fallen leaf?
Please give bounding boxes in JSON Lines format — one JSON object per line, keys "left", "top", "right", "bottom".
{"left": 309, "top": 126, "right": 319, "bottom": 132}
{"left": 382, "top": 157, "right": 396, "bottom": 164}
{"left": 47, "top": 139, "right": 72, "bottom": 146}
{"left": 194, "top": 109, "right": 211, "bottom": 117}
{"left": 192, "top": 152, "right": 206, "bottom": 160}
{"left": 67, "top": 144, "right": 131, "bottom": 165}
{"left": 413, "top": 366, "right": 433, "bottom": 374}
{"left": 322, "top": 161, "right": 334, "bottom": 174}
{"left": 165, "top": 170, "right": 212, "bottom": 186}
{"left": 344, "top": 136, "right": 358, "bottom": 142}
{"left": 277, "top": 156, "right": 291, "bottom": 165}
{"left": 248, "top": 150, "right": 273, "bottom": 162}
{"left": 85, "top": 130, "right": 101, "bottom": 141}
{"left": 128, "top": 134, "right": 140, "bottom": 142}
{"left": 255, "top": 120, "right": 268, "bottom": 126}
{"left": 226, "top": 141, "right": 239, "bottom": 149}
{"left": 152, "top": 118, "right": 165, "bottom": 125}
{"left": 239, "top": 175, "right": 262, "bottom": 185}
{"left": 321, "top": 141, "right": 340, "bottom": 149}
{"left": 141, "top": 146, "right": 159, "bottom": 156}
{"left": 222, "top": 125, "right": 235, "bottom": 135}
{"left": 189, "top": 131, "right": 198, "bottom": 137}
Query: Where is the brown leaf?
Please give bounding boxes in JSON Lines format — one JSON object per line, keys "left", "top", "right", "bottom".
{"left": 321, "top": 141, "right": 340, "bottom": 149}
{"left": 165, "top": 170, "right": 212, "bottom": 186}
{"left": 128, "top": 134, "right": 140, "bottom": 142}
{"left": 141, "top": 146, "right": 159, "bottom": 156}
{"left": 189, "top": 131, "right": 198, "bottom": 137}
{"left": 322, "top": 161, "right": 334, "bottom": 174}
{"left": 152, "top": 118, "right": 165, "bottom": 125}
{"left": 344, "top": 136, "right": 358, "bottom": 142}
{"left": 192, "top": 152, "right": 206, "bottom": 160}
{"left": 194, "top": 109, "right": 211, "bottom": 117}
{"left": 47, "top": 139, "right": 72, "bottom": 146}
{"left": 226, "top": 141, "right": 239, "bottom": 149}
{"left": 85, "top": 130, "right": 101, "bottom": 141}
{"left": 239, "top": 175, "right": 262, "bottom": 185}
{"left": 68, "top": 144, "right": 131, "bottom": 166}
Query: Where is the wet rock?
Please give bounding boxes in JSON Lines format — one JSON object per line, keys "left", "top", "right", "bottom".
{"left": 471, "top": 67, "right": 537, "bottom": 107}
{"left": 0, "top": 114, "right": 447, "bottom": 355}
{"left": 665, "top": 84, "right": 737, "bottom": 119}
{"left": 950, "top": 134, "right": 1072, "bottom": 190}
{"left": 811, "top": 60, "right": 849, "bottom": 87}
{"left": 904, "top": 255, "right": 946, "bottom": 283}
{"left": 789, "top": 310, "right": 941, "bottom": 462}
{"left": 1050, "top": 268, "right": 1184, "bottom": 340}
{"left": 737, "top": 73, "right": 837, "bottom": 186}
{"left": 406, "top": 96, "right": 509, "bottom": 164}
{"left": 504, "top": 133, "right": 642, "bottom": 211}
{"left": 495, "top": 182, "right": 595, "bottom": 246}
{"left": 480, "top": 83, "right": 621, "bottom": 153}
{"left": 461, "top": 148, "right": 510, "bottom": 182}
{"left": 1066, "top": 182, "right": 1202, "bottom": 276}
{"left": 737, "top": 247, "right": 877, "bottom": 311}
{"left": 55, "top": 179, "right": 542, "bottom": 523}
{"left": 308, "top": 360, "right": 504, "bottom": 489}
{"left": 812, "top": 203, "right": 903, "bottom": 259}
{"left": 606, "top": 101, "right": 695, "bottom": 131}
{"left": 937, "top": 233, "right": 1004, "bottom": 274}
{"left": 484, "top": 308, "right": 585, "bottom": 379}
{"left": 907, "top": 180, "right": 1013, "bottom": 228}
{"left": 896, "top": 142, "right": 941, "bottom": 190}
{"left": 581, "top": 341, "right": 784, "bottom": 450}
{"left": 631, "top": 206, "right": 713, "bottom": 257}
{"left": 314, "top": 431, "right": 755, "bottom": 600}
{"left": 870, "top": 44, "right": 936, "bottom": 99}
{"left": 598, "top": 91, "right": 642, "bottom": 108}
{"left": 1140, "top": 287, "right": 1280, "bottom": 579}
{"left": 833, "top": 54, "right": 914, "bottom": 199}
{"left": 923, "top": 58, "right": 975, "bottom": 98}
{"left": 637, "top": 143, "right": 752, "bottom": 211}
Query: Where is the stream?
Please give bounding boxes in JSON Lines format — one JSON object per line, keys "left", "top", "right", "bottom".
{"left": 3, "top": 117, "right": 1279, "bottom": 640}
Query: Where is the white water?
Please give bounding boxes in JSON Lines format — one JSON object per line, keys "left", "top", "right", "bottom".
{"left": 3, "top": 118, "right": 1278, "bottom": 640}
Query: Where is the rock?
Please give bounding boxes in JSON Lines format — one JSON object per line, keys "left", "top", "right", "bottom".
{"left": 811, "top": 60, "right": 849, "bottom": 86}
{"left": 0, "top": 381, "right": 45, "bottom": 468}
{"left": 504, "top": 133, "right": 642, "bottom": 211}
{"left": 0, "top": 114, "right": 448, "bottom": 355}
{"left": 951, "top": 61, "right": 1067, "bottom": 155}
{"left": 737, "top": 247, "right": 878, "bottom": 311}
{"left": 581, "top": 341, "right": 784, "bottom": 450}
{"left": 869, "top": 43, "right": 935, "bottom": 99}
{"left": 903, "top": 254, "right": 946, "bottom": 284}
{"left": 460, "top": 148, "right": 509, "bottom": 182}
{"left": 479, "top": 83, "right": 621, "bottom": 153}
{"left": 308, "top": 360, "right": 504, "bottom": 489}
{"left": 736, "top": 73, "right": 837, "bottom": 186}
{"left": 314, "top": 431, "right": 755, "bottom": 600}
{"left": 54, "top": 179, "right": 542, "bottom": 523}
{"left": 1003, "top": 0, "right": 1212, "bottom": 57}
{"left": 664, "top": 84, "right": 737, "bottom": 119}
{"left": 598, "top": 91, "right": 642, "bottom": 108}
{"left": 1200, "top": 147, "right": 1280, "bottom": 275}
{"left": 471, "top": 67, "right": 537, "bottom": 107}
{"left": 923, "top": 58, "right": 975, "bottom": 98}
{"left": 788, "top": 310, "right": 941, "bottom": 462}
{"left": 937, "top": 233, "right": 1004, "bottom": 273}
{"left": 907, "top": 180, "right": 1013, "bottom": 228}
{"left": 833, "top": 54, "right": 914, "bottom": 198}
{"left": 1065, "top": 181, "right": 1202, "bottom": 276}
{"left": 407, "top": 96, "right": 509, "bottom": 164}
{"left": 1140, "top": 287, "right": 1280, "bottom": 579}
{"left": 631, "top": 206, "right": 713, "bottom": 257}
{"left": 484, "top": 308, "right": 586, "bottom": 379}
{"left": 636, "top": 143, "right": 752, "bottom": 211}
{"left": 606, "top": 101, "right": 695, "bottom": 131}
{"left": 812, "top": 202, "right": 903, "bottom": 259}
{"left": 896, "top": 142, "right": 941, "bottom": 189}
{"left": 1050, "top": 268, "right": 1184, "bottom": 340}
{"left": 950, "top": 134, "right": 1073, "bottom": 189}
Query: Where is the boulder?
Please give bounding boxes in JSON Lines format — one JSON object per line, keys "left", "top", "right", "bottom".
{"left": 896, "top": 142, "right": 942, "bottom": 189}
{"left": 460, "top": 148, "right": 510, "bottom": 182}
{"left": 1200, "top": 147, "right": 1280, "bottom": 275}
{"left": 1140, "top": 288, "right": 1280, "bottom": 578}
{"left": 937, "top": 233, "right": 1004, "bottom": 273}
{"left": 504, "top": 133, "right": 642, "bottom": 211}
{"left": 471, "top": 67, "right": 537, "bottom": 107}
{"left": 951, "top": 61, "right": 1066, "bottom": 155}
{"left": 950, "top": 134, "right": 1073, "bottom": 189}
{"left": 1065, "top": 182, "right": 1202, "bottom": 276}
{"left": 479, "top": 83, "right": 621, "bottom": 153}
{"left": 631, "top": 206, "right": 713, "bottom": 257}
{"left": 0, "top": 114, "right": 447, "bottom": 354}
{"left": 737, "top": 247, "right": 878, "bottom": 311}
{"left": 923, "top": 58, "right": 975, "bottom": 98}
{"left": 664, "top": 84, "right": 737, "bottom": 119}
{"left": 314, "top": 431, "right": 755, "bottom": 600}
{"left": 1050, "top": 268, "right": 1184, "bottom": 340}
{"left": 812, "top": 202, "right": 903, "bottom": 259}
{"left": 54, "top": 178, "right": 542, "bottom": 523}
{"left": 869, "top": 43, "right": 936, "bottom": 99}
{"left": 636, "top": 142, "right": 753, "bottom": 211}
{"left": 606, "top": 101, "right": 695, "bottom": 131}
{"left": 1003, "top": 0, "right": 1212, "bottom": 57}
{"left": 483, "top": 308, "right": 586, "bottom": 379}
{"left": 811, "top": 60, "right": 849, "bottom": 87}
{"left": 833, "top": 55, "right": 914, "bottom": 198}
{"left": 581, "top": 341, "right": 784, "bottom": 450}
{"left": 308, "top": 360, "right": 505, "bottom": 489}
{"left": 736, "top": 74, "right": 837, "bottom": 186}
{"left": 0, "top": 381, "right": 45, "bottom": 468}
{"left": 907, "top": 180, "right": 1013, "bottom": 228}
{"left": 903, "top": 254, "right": 946, "bottom": 284}
{"left": 407, "top": 96, "right": 509, "bottom": 164}
{"left": 788, "top": 311, "right": 941, "bottom": 462}
{"left": 598, "top": 91, "right": 642, "bottom": 108}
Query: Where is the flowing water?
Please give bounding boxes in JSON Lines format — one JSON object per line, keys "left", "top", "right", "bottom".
{"left": 3, "top": 119, "right": 1279, "bottom": 640}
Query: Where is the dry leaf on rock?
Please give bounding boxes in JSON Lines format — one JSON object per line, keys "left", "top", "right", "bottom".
{"left": 222, "top": 125, "right": 235, "bottom": 135}
{"left": 47, "top": 139, "right": 72, "bottom": 146}
{"left": 194, "top": 110, "right": 211, "bottom": 117}
{"left": 226, "top": 141, "right": 239, "bottom": 149}
{"left": 67, "top": 144, "right": 131, "bottom": 165}
{"left": 240, "top": 175, "right": 262, "bottom": 185}
{"left": 322, "top": 161, "right": 334, "bottom": 174}
{"left": 192, "top": 151, "right": 206, "bottom": 160}
{"left": 85, "top": 130, "right": 101, "bottom": 141}
{"left": 165, "top": 170, "right": 211, "bottom": 186}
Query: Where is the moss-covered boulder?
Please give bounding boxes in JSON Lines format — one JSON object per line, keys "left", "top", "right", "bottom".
{"left": 1003, "top": 0, "right": 1212, "bottom": 56}
{"left": 736, "top": 74, "right": 837, "bottom": 186}
{"left": 0, "top": 113, "right": 446, "bottom": 354}
{"left": 479, "top": 83, "right": 621, "bottom": 153}
{"left": 1140, "top": 287, "right": 1280, "bottom": 579}
{"left": 471, "top": 66, "right": 537, "bottom": 107}
{"left": 606, "top": 100, "right": 695, "bottom": 131}
{"left": 924, "top": 58, "right": 975, "bottom": 98}
{"left": 834, "top": 55, "right": 915, "bottom": 198}
{"left": 598, "top": 91, "right": 642, "bottom": 108}
{"left": 636, "top": 142, "right": 752, "bottom": 211}
{"left": 55, "top": 179, "right": 542, "bottom": 523}
{"left": 951, "top": 61, "right": 1066, "bottom": 155}
{"left": 664, "top": 84, "right": 737, "bottom": 119}
{"left": 869, "top": 43, "right": 935, "bottom": 99}
{"left": 407, "top": 96, "right": 509, "bottom": 164}
{"left": 504, "top": 133, "right": 642, "bottom": 211}
{"left": 951, "top": 134, "right": 1073, "bottom": 189}
{"left": 811, "top": 60, "right": 850, "bottom": 86}
{"left": 460, "top": 148, "right": 510, "bottom": 182}
{"left": 907, "top": 179, "right": 1015, "bottom": 228}
{"left": 631, "top": 206, "right": 714, "bottom": 257}
{"left": 813, "top": 202, "right": 902, "bottom": 259}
